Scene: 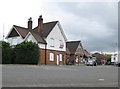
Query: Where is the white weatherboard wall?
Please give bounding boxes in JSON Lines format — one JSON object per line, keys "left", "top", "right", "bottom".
{"left": 111, "top": 54, "right": 118, "bottom": 63}
{"left": 25, "top": 33, "right": 37, "bottom": 43}
{"left": 38, "top": 43, "right": 45, "bottom": 49}
{"left": 7, "top": 36, "right": 23, "bottom": 45}
{"left": 46, "top": 23, "right": 66, "bottom": 52}
{"left": 25, "top": 33, "right": 46, "bottom": 49}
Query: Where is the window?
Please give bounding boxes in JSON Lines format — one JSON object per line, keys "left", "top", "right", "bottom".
{"left": 50, "top": 53, "right": 54, "bottom": 61}
{"left": 59, "top": 54, "right": 62, "bottom": 61}
{"left": 8, "top": 38, "right": 12, "bottom": 45}
{"left": 12, "top": 37, "right": 18, "bottom": 45}
{"left": 59, "top": 40, "right": 64, "bottom": 48}
{"left": 50, "top": 38, "right": 54, "bottom": 47}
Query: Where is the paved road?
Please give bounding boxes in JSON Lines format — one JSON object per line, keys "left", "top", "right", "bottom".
{"left": 2, "top": 65, "right": 118, "bottom": 87}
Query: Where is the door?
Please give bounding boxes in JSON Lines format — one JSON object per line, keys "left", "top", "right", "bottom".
{"left": 57, "top": 55, "right": 59, "bottom": 65}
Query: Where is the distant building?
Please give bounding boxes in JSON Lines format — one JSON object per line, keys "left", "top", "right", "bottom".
{"left": 66, "top": 41, "right": 88, "bottom": 64}
{"left": 111, "top": 53, "right": 118, "bottom": 64}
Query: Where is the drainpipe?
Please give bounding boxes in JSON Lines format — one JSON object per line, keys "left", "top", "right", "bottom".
{"left": 45, "top": 44, "right": 47, "bottom": 65}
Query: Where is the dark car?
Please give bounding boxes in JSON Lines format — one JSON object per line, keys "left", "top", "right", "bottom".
{"left": 115, "top": 62, "right": 120, "bottom": 67}
{"left": 66, "top": 58, "right": 74, "bottom": 65}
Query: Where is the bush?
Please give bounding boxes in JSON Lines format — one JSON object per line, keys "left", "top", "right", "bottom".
{"left": 1, "top": 41, "right": 40, "bottom": 64}
{"left": 2, "top": 41, "right": 15, "bottom": 64}
{"left": 14, "top": 41, "right": 39, "bottom": 64}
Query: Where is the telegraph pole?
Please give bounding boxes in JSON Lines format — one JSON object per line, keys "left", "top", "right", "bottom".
{"left": 3, "top": 24, "right": 5, "bottom": 41}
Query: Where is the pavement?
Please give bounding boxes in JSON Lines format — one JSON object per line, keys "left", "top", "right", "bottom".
{"left": 2, "top": 64, "right": 119, "bottom": 87}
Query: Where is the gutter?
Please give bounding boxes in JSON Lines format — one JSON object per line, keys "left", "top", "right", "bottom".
{"left": 45, "top": 44, "right": 47, "bottom": 65}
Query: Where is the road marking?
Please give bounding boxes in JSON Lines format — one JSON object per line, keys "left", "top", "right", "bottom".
{"left": 98, "top": 79, "right": 105, "bottom": 81}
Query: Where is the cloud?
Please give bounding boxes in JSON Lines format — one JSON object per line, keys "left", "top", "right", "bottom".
{"left": 49, "top": 2, "right": 118, "bottom": 52}
{"left": 0, "top": 0, "right": 118, "bottom": 52}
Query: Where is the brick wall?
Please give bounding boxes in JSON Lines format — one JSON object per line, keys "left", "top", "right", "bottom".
{"left": 39, "top": 48, "right": 66, "bottom": 65}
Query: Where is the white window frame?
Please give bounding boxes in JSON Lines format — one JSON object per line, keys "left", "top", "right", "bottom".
{"left": 50, "top": 53, "right": 54, "bottom": 61}
{"left": 59, "top": 54, "right": 62, "bottom": 61}
{"left": 59, "top": 40, "right": 64, "bottom": 49}
{"left": 8, "top": 38, "right": 12, "bottom": 45}
{"left": 50, "top": 38, "right": 54, "bottom": 47}
{"left": 12, "top": 37, "right": 18, "bottom": 45}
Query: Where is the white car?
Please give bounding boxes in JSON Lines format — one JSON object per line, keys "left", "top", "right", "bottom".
{"left": 86, "top": 58, "right": 97, "bottom": 66}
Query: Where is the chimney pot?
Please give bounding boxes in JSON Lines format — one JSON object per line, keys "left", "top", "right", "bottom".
{"left": 38, "top": 15, "right": 43, "bottom": 32}
{"left": 28, "top": 17, "right": 32, "bottom": 30}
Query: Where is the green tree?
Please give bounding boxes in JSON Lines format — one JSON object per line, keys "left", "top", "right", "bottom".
{"left": 1, "top": 41, "right": 15, "bottom": 64}
{"left": 104, "top": 54, "right": 112, "bottom": 64}
{"left": 14, "top": 41, "right": 40, "bottom": 64}
{"left": 0, "top": 41, "right": 2, "bottom": 64}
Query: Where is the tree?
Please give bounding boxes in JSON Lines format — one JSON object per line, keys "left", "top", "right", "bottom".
{"left": 104, "top": 54, "right": 112, "bottom": 65}
{"left": 14, "top": 41, "right": 40, "bottom": 64}
{"left": 2, "top": 41, "right": 15, "bottom": 64}
{"left": 0, "top": 41, "right": 2, "bottom": 64}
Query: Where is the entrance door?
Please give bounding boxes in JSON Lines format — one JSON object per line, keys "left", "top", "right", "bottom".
{"left": 57, "top": 55, "right": 59, "bottom": 65}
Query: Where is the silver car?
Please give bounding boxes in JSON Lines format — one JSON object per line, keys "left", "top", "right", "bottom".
{"left": 86, "top": 58, "right": 97, "bottom": 66}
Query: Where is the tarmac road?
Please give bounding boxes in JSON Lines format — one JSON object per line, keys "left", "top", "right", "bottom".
{"left": 2, "top": 65, "right": 119, "bottom": 87}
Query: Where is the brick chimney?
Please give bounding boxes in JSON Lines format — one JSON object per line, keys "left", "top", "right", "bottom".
{"left": 28, "top": 17, "right": 32, "bottom": 30}
{"left": 38, "top": 15, "right": 43, "bottom": 32}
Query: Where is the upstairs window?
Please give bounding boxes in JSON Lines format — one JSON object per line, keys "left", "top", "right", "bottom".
{"left": 12, "top": 37, "right": 18, "bottom": 45}
{"left": 59, "top": 40, "right": 64, "bottom": 49}
{"left": 50, "top": 38, "right": 54, "bottom": 47}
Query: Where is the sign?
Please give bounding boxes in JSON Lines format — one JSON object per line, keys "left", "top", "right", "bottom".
{"left": 59, "top": 43, "right": 64, "bottom": 48}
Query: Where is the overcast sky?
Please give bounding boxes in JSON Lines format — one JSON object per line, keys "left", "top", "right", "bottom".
{"left": 0, "top": 0, "right": 118, "bottom": 53}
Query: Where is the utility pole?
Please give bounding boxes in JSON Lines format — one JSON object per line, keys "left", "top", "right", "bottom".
{"left": 3, "top": 24, "right": 5, "bottom": 41}
{"left": 113, "top": 43, "right": 117, "bottom": 66}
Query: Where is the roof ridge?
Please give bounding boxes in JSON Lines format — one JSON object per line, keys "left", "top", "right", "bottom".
{"left": 13, "top": 25, "right": 27, "bottom": 29}
{"left": 30, "top": 31, "right": 46, "bottom": 44}
{"left": 33, "top": 21, "right": 58, "bottom": 30}
{"left": 43, "top": 21, "right": 58, "bottom": 24}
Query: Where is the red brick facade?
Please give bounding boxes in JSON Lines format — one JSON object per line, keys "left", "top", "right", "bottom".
{"left": 39, "top": 48, "right": 66, "bottom": 65}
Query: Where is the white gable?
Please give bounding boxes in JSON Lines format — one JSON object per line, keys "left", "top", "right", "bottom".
{"left": 75, "top": 43, "right": 84, "bottom": 55}
{"left": 7, "top": 37, "right": 23, "bottom": 46}
{"left": 6, "top": 26, "right": 22, "bottom": 39}
{"left": 24, "top": 32, "right": 38, "bottom": 43}
{"left": 6, "top": 26, "right": 23, "bottom": 45}
{"left": 46, "top": 22, "right": 67, "bottom": 51}
{"left": 25, "top": 32, "right": 45, "bottom": 49}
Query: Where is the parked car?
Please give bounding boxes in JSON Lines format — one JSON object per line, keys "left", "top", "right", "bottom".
{"left": 86, "top": 57, "right": 97, "bottom": 66}
{"left": 66, "top": 58, "right": 74, "bottom": 65}
{"left": 115, "top": 62, "right": 120, "bottom": 67}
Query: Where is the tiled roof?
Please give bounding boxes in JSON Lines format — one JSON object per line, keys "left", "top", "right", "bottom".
{"left": 33, "top": 21, "right": 58, "bottom": 37}
{"left": 11, "top": 21, "right": 58, "bottom": 44}
{"left": 66, "top": 41, "right": 81, "bottom": 54}
{"left": 84, "top": 49, "right": 91, "bottom": 56}
{"left": 13, "top": 25, "right": 29, "bottom": 38}
{"left": 30, "top": 31, "right": 46, "bottom": 44}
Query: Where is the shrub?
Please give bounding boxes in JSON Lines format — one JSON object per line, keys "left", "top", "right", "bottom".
{"left": 14, "top": 41, "right": 39, "bottom": 64}
{"left": 2, "top": 41, "right": 14, "bottom": 64}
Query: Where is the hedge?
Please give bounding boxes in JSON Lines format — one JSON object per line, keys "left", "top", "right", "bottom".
{"left": 14, "top": 41, "right": 40, "bottom": 64}
{"left": 2, "top": 41, "right": 40, "bottom": 64}
{"left": 2, "top": 41, "right": 14, "bottom": 64}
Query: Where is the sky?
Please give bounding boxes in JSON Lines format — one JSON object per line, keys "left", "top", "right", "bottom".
{"left": 0, "top": 0, "right": 119, "bottom": 53}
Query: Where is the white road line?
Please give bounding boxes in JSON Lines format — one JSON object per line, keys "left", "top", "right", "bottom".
{"left": 98, "top": 79, "right": 105, "bottom": 81}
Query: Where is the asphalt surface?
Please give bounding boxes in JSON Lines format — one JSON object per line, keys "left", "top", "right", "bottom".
{"left": 2, "top": 65, "right": 119, "bottom": 87}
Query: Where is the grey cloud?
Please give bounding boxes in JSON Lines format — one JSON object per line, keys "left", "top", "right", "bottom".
{"left": 58, "top": 2, "right": 117, "bottom": 52}
{"left": 48, "top": 2, "right": 118, "bottom": 52}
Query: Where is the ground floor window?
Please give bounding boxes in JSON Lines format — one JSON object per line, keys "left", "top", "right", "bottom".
{"left": 50, "top": 53, "right": 54, "bottom": 61}
{"left": 76, "top": 56, "right": 79, "bottom": 64}
{"left": 59, "top": 54, "right": 62, "bottom": 61}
